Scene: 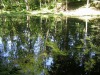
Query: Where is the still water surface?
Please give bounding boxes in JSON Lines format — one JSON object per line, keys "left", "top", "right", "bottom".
{"left": 0, "top": 15, "right": 100, "bottom": 75}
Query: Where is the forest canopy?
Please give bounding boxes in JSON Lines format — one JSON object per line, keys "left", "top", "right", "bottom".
{"left": 0, "top": 0, "right": 99, "bottom": 11}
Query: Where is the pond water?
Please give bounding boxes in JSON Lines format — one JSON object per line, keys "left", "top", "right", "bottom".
{"left": 0, "top": 15, "right": 100, "bottom": 75}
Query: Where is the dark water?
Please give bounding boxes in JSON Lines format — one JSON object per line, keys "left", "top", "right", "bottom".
{"left": 0, "top": 15, "right": 100, "bottom": 75}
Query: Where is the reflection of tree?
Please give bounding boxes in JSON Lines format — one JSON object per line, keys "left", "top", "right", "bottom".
{"left": 0, "top": 15, "right": 100, "bottom": 75}
{"left": 48, "top": 17, "right": 100, "bottom": 75}
{"left": 0, "top": 15, "right": 45, "bottom": 75}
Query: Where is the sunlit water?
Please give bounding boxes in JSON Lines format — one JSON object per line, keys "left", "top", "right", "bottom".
{"left": 0, "top": 15, "right": 100, "bottom": 75}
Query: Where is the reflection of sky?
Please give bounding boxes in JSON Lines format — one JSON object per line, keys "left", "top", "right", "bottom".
{"left": 45, "top": 57, "right": 53, "bottom": 70}
{"left": 0, "top": 36, "right": 18, "bottom": 57}
{"left": 33, "top": 36, "right": 54, "bottom": 72}
{"left": 90, "top": 52, "right": 95, "bottom": 58}
{"left": 13, "top": 36, "right": 18, "bottom": 40}
{"left": 0, "top": 37, "right": 4, "bottom": 53}
{"left": 34, "top": 36, "right": 44, "bottom": 55}
{"left": 46, "top": 57, "right": 53, "bottom": 66}
{"left": 0, "top": 37, "right": 2, "bottom": 44}
{"left": 3, "top": 40, "right": 12, "bottom": 57}
{"left": 68, "top": 34, "right": 75, "bottom": 47}
{"left": 51, "top": 36, "right": 54, "bottom": 42}
{"left": 34, "top": 37, "right": 41, "bottom": 55}
{"left": 33, "top": 36, "right": 53, "bottom": 74}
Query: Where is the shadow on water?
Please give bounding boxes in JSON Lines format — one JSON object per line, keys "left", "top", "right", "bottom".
{"left": 0, "top": 15, "right": 100, "bottom": 75}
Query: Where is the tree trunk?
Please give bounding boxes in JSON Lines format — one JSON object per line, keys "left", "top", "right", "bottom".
{"left": 1, "top": 0, "right": 5, "bottom": 8}
{"left": 87, "top": 0, "right": 89, "bottom": 8}
{"left": 45, "top": 0, "right": 47, "bottom": 7}
{"left": 25, "top": 0, "right": 29, "bottom": 11}
{"left": 66, "top": 0, "right": 68, "bottom": 11}
{"left": 40, "top": 0, "right": 42, "bottom": 9}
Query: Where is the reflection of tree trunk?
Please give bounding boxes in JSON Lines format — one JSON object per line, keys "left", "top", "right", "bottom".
{"left": 40, "top": 16, "right": 42, "bottom": 31}
{"left": 2, "top": 16, "right": 5, "bottom": 34}
{"left": 66, "top": 17, "right": 67, "bottom": 23}
{"left": 84, "top": 18, "right": 88, "bottom": 49}
{"left": 46, "top": 18, "right": 48, "bottom": 40}
{"left": 53, "top": 18, "right": 57, "bottom": 42}
{"left": 54, "top": 18, "right": 57, "bottom": 34}
{"left": 27, "top": 16, "right": 30, "bottom": 28}
{"left": 26, "top": 16, "right": 31, "bottom": 52}
{"left": 85, "top": 18, "right": 88, "bottom": 37}
{"left": 46, "top": 17, "right": 47, "bottom": 23}
{"left": 61, "top": 18, "right": 63, "bottom": 31}
{"left": 46, "top": 29, "right": 49, "bottom": 40}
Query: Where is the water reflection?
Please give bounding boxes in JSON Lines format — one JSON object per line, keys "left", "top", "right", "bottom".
{"left": 0, "top": 15, "right": 100, "bottom": 75}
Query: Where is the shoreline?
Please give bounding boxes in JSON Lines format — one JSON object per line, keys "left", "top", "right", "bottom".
{"left": 0, "top": 7, "right": 100, "bottom": 18}
{"left": 30, "top": 7, "right": 100, "bottom": 17}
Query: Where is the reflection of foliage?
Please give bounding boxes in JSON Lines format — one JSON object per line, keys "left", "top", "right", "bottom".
{"left": 17, "top": 53, "right": 34, "bottom": 74}
{"left": 0, "top": 15, "right": 100, "bottom": 75}
{"left": 46, "top": 41, "right": 67, "bottom": 59}
{"left": 85, "top": 58, "right": 96, "bottom": 71}
{"left": 49, "top": 17, "right": 100, "bottom": 75}
{"left": 0, "top": 57, "right": 21, "bottom": 75}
